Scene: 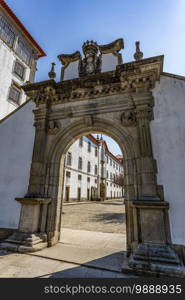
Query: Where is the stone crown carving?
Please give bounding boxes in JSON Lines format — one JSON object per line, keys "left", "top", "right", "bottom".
{"left": 79, "top": 40, "right": 101, "bottom": 78}
{"left": 58, "top": 38, "right": 124, "bottom": 79}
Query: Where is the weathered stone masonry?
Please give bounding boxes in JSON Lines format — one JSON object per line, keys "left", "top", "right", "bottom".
{"left": 1, "top": 40, "right": 184, "bottom": 277}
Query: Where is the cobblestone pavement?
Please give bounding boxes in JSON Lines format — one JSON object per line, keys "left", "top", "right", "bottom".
{"left": 61, "top": 199, "right": 126, "bottom": 234}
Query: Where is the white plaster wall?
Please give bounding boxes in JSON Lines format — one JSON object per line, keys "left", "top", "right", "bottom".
{"left": 63, "top": 137, "right": 99, "bottom": 200}
{"left": 101, "top": 53, "right": 119, "bottom": 73}
{"left": 63, "top": 61, "right": 79, "bottom": 81}
{"left": 151, "top": 75, "right": 185, "bottom": 245}
{"left": 63, "top": 136, "right": 124, "bottom": 200}
{"left": 0, "top": 101, "right": 35, "bottom": 228}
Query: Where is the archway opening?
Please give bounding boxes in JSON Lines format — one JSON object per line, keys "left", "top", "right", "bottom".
{"left": 57, "top": 132, "right": 127, "bottom": 271}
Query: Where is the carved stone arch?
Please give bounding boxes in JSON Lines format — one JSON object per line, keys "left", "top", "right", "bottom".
{"left": 3, "top": 52, "right": 184, "bottom": 277}
{"left": 44, "top": 118, "right": 138, "bottom": 247}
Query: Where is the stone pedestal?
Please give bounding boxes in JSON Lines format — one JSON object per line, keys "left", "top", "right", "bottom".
{"left": 123, "top": 200, "right": 185, "bottom": 277}
{"left": 0, "top": 198, "right": 51, "bottom": 253}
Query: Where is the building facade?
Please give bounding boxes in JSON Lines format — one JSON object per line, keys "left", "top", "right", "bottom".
{"left": 0, "top": 0, "right": 45, "bottom": 119}
{"left": 63, "top": 135, "right": 124, "bottom": 202}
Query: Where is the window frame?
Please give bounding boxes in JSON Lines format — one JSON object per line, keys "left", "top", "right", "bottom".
{"left": 66, "top": 152, "right": 72, "bottom": 166}
{"left": 0, "top": 16, "right": 15, "bottom": 48}
{"left": 66, "top": 171, "right": 71, "bottom": 178}
{"left": 79, "top": 137, "right": 83, "bottom": 147}
{"left": 87, "top": 161, "right": 91, "bottom": 173}
{"left": 8, "top": 82, "right": 21, "bottom": 105}
{"left": 78, "top": 157, "right": 83, "bottom": 170}
{"left": 13, "top": 59, "right": 26, "bottom": 80}
{"left": 16, "top": 37, "right": 32, "bottom": 66}
{"left": 95, "top": 146, "right": 98, "bottom": 157}
{"left": 87, "top": 141, "right": 91, "bottom": 152}
{"left": 94, "top": 164, "right": 98, "bottom": 175}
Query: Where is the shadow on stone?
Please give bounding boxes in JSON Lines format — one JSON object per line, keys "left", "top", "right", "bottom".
{"left": 90, "top": 213, "right": 125, "bottom": 224}
{"left": 34, "top": 251, "right": 136, "bottom": 278}
{"left": 0, "top": 250, "right": 12, "bottom": 257}
{"left": 100, "top": 201, "right": 124, "bottom": 206}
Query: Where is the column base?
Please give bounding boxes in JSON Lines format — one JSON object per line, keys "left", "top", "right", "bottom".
{"left": 122, "top": 244, "right": 185, "bottom": 278}
{"left": 0, "top": 232, "right": 48, "bottom": 253}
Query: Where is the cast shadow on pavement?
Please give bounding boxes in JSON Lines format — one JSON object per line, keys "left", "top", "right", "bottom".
{"left": 90, "top": 213, "right": 126, "bottom": 224}
{"left": 35, "top": 251, "right": 136, "bottom": 278}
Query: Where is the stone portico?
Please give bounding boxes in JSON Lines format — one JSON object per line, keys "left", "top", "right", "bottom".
{"left": 0, "top": 39, "right": 184, "bottom": 277}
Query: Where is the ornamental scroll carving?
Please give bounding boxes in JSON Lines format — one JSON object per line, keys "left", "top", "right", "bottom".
{"left": 121, "top": 110, "right": 136, "bottom": 126}
{"left": 47, "top": 120, "right": 60, "bottom": 135}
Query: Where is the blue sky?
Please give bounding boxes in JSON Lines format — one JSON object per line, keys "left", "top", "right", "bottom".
{"left": 6, "top": 0, "right": 185, "bottom": 155}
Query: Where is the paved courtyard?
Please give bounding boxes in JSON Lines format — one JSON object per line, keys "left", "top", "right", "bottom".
{"left": 61, "top": 199, "right": 126, "bottom": 233}
{"left": 0, "top": 199, "right": 132, "bottom": 278}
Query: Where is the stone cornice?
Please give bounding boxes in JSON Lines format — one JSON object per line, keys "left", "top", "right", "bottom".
{"left": 22, "top": 55, "right": 163, "bottom": 106}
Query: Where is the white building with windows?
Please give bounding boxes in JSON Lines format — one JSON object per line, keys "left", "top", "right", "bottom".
{"left": 63, "top": 135, "right": 124, "bottom": 202}
{"left": 0, "top": 0, "right": 45, "bottom": 120}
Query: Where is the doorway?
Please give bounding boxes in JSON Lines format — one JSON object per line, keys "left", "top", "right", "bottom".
{"left": 77, "top": 187, "right": 81, "bottom": 201}
{"left": 65, "top": 186, "right": 70, "bottom": 202}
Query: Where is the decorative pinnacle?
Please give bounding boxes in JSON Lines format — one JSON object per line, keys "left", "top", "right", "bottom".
{"left": 134, "top": 41, "right": 143, "bottom": 61}
{"left": 48, "top": 62, "right": 56, "bottom": 79}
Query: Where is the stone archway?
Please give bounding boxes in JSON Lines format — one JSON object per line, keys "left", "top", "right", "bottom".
{"left": 3, "top": 54, "right": 184, "bottom": 277}
{"left": 44, "top": 119, "right": 136, "bottom": 255}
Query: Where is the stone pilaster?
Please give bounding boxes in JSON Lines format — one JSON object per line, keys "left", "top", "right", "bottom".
{"left": 123, "top": 200, "right": 185, "bottom": 277}
{"left": 0, "top": 198, "right": 51, "bottom": 253}
{"left": 26, "top": 105, "right": 48, "bottom": 197}
{"left": 135, "top": 104, "right": 159, "bottom": 199}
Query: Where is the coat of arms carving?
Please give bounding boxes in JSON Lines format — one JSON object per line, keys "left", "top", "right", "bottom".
{"left": 78, "top": 40, "right": 101, "bottom": 77}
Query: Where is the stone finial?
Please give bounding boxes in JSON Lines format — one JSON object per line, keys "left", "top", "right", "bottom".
{"left": 134, "top": 41, "right": 143, "bottom": 61}
{"left": 48, "top": 62, "right": 56, "bottom": 79}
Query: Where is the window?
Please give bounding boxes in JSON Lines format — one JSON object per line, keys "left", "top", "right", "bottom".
{"left": 79, "top": 137, "right": 83, "bottom": 147}
{"left": 78, "top": 157, "right": 82, "bottom": 170}
{"left": 95, "top": 179, "right": 97, "bottom": 184}
{"left": 8, "top": 84, "right": 21, "bottom": 104}
{"left": 78, "top": 174, "right": 82, "bottom": 181}
{"left": 87, "top": 177, "right": 90, "bottom": 182}
{"left": 66, "top": 171, "right": 71, "bottom": 178}
{"left": 94, "top": 164, "right": 98, "bottom": 175}
{"left": 106, "top": 171, "right": 109, "bottom": 179}
{"left": 66, "top": 152, "right": 72, "bottom": 166}
{"left": 16, "top": 38, "right": 32, "bottom": 65}
{"left": 116, "top": 164, "right": 118, "bottom": 170}
{"left": 13, "top": 60, "right": 25, "bottom": 80}
{"left": 0, "top": 17, "right": 15, "bottom": 47}
{"left": 107, "top": 156, "right": 109, "bottom": 163}
{"left": 88, "top": 141, "right": 91, "bottom": 152}
{"left": 107, "top": 182, "right": 108, "bottom": 186}
{"left": 95, "top": 146, "right": 98, "bottom": 156}
{"left": 87, "top": 161, "right": 91, "bottom": 173}
{"left": 113, "top": 162, "right": 115, "bottom": 168}
{"left": 110, "top": 173, "right": 112, "bottom": 180}
{"left": 110, "top": 159, "right": 112, "bottom": 166}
